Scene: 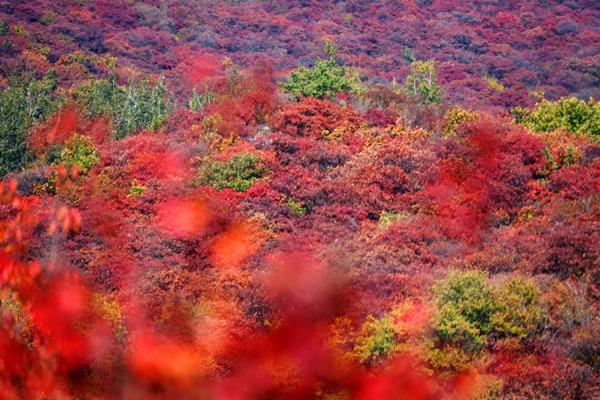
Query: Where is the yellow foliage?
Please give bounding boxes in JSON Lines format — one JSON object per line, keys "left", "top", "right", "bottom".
{"left": 386, "top": 118, "right": 430, "bottom": 139}
{"left": 421, "top": 338, "right": 473, "bottom": 373}
{"left": 321, "top": 126, "right": 345, "bottom": 141}
{"left": 0, "top": 289, "right": 33, "bottom": 345}
{"left": 219, "top": 132, "right": 236, "bottom": 150}
{"left": 92, "top": 293, "right": 127, "bottom": 341}
{"left": 517, "top": 206, "right": 538, "bottom": 222}
{"left": 485, "top": 76, "right": 505, "bottom": 92}
{"left": 442, "top": 107, "right": 479, "bottom": 137}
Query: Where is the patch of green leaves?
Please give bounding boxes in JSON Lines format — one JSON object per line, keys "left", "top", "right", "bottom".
{"left": 287, "top": 198, "right": 307, "bottom": 216}
{"left": 189, "top": 89, "right": 217, "bottom": 112}
{"left": 128, "top": 182, "right": 147, "bottom": 197}
{"left": 405, "top": 60, "right": 443, "bottom": 104}
{"left": 197, "top": 152, "right": 267, "bottom": 192}
{"left": 59, "top": 134, "right": 100, "bottom": 174}
{"left": 513, "top": 97, "right": 600, "bottom": 139}
{"left": 354, "top": 315, "right": 397, "bottom": 364}
{"left": 434, "top": 270, "right": 496, "bottom": 354}
{"left": 491, "top": 276, "right": 545, "bottom": 340}
{"left": 280, "top": 42, "right": 363, "bottom": 99}
{"left": 434, "top": 271, "right": 545, "bottom": 354}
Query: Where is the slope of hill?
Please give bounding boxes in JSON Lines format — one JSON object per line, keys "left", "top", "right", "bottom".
{"left": 1, "top": 0, "right": 599, "bottom": 108}
{"left": 0, "top": 1, "right": 599, "bottom": 399}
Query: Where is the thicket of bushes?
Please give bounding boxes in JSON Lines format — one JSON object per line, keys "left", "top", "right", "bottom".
{"left": 355, "top": 271, "right": 546, "bottom": 366}
{"left": 513, "top": 97, "right": 599, "bottom": 139}
{"left": 434, "top": 271, "right": 544, "bottom": 354}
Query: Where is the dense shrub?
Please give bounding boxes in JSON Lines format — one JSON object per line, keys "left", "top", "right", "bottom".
{"left": 433, "top": 270, "right": 496, "bottom": 353}
{"left": 0, "top": 73, "right": 59, "bottom": 176}
{"left": 59, "top": 134, "right": 100, "bottom": 174}
{"left": 188, "top": 89, "right": 216, "bottom": 112}
{"left": 335, "top": 137, "right": 436, "bottom": 213}
{"left": 513, "top": 97, "right": 600, "bottom": 139}
{"left": 280, "top": 42, "right": 362, "bottom": 99}
{"left": 2, "top": 2, "right": 600, "bottom": 398}
{"left": 491, "top": 275, "right": 544, "bottom": 339}
{"left": 427, "top": 119, "right": 546, "bottom": 237}
{"left": 115, "top": 79, "right": 170, "bottom": 138}
{"left": 434, "top": 271, "right": 546, "bottom": 352}
{"left": 271, "top": 97, "right": 362, "bottom": 137}
{"left": 542, "top": 218, "right": 600, "bottom": 280}
{"left": 569, "top": 334, "right": 600, "bottom": 372}
{"left": 75, "top": 77, "right": 122, "bottom": 119}
{"left": 442, "top": 106, "right": 478, "bottom": 137}
{"left": 354, "top": 315, "right": 397, "bottom": 364}
{"left": 197, "top": 152, "right": 267, "bottom": 192}
{"left": 422, "top": 339, "right": 472, "bottom": 372}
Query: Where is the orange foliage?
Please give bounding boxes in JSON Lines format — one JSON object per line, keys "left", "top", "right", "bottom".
{"left": 210, "top": 222, "right": 265, "bottom": 269}
{"left": 157, "top": 197, "right": 212, "bottom": 239}
{"left": 129, "top": 331, "right": 205, "bottom": 388}
{"left": 272, "top": 97, "right": 363, "bottom": 138}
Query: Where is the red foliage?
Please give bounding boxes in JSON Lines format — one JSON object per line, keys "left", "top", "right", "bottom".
{"left": 272, "top": 97, "right": 363, "bottom": 138}
{"left": 489, "top": 343, "right": 596, "bottom": 399}
{"left": 210, "top": 221, "right": 264, "bottom": 269}
{"left": 425, "top": 119, "right": 545, "bottom": 241}
{"left": 330, "top": 137, "right": 436, "bottom": 214}
{"left": 548, "top": 160, "right": 600, "bottom": 200}
{"left": 157, "top": 197, "right": 213, "bottom": 239}
{"left": 28, "top": 106, "right": 79, "bottom": 154}
{"left": 363, "top": 108, "right": 397, "bottom": 127}
{"left": 1, "top": 2, "right": 599, "bottom": 397}
{"left": 178, "top": 54, "right": 222, "bottom": 88}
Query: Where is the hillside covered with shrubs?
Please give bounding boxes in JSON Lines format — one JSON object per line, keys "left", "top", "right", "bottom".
{"left": 0, "top": 1, "right": 599, "bottom": 399}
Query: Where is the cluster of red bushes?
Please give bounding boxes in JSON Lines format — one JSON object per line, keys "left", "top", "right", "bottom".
{"left": 2, "top": 0, "right": 598, "bottom": 109}
{"left": 0, "top": 1, "right": 599, "bottom": 399}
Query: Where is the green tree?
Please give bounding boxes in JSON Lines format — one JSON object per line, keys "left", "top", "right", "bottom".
{"left": 513, "top": 97, "right": 600, "bottom": 139}
{"left": 281, "top": 41, "right": 363, "bottom": 99}
{"left": 354, "top": 315, "right": 397, "bottom": 364}
{"left": 0, "top": 72, "right": 59, "bottom": 176}
{"left": 189, "top": 89, "right": 216, "bottom": 112}
{"left": 75, "top": 76, "right": 124, "bottom": 119}
{"left": 491, "top": 275, "right": 545, "bottom": 339}
{"left": 74, "top": 77, "right": 171, "bottom": 139}
{"left": 114, "top": 78, "right": 170, "bottom": 138}
{"left": 434, "top": 270, "right": 497, "bottom": 354}
{"left": 433, "top": 271, "right": 546, "bottom": 354}
{"left": 405, "top": 60, "right": 443, "bottom": 104}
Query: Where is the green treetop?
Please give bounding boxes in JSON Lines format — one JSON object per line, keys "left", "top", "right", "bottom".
{"left": 281, "top": 41, "right": 363, "bottom": 99}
